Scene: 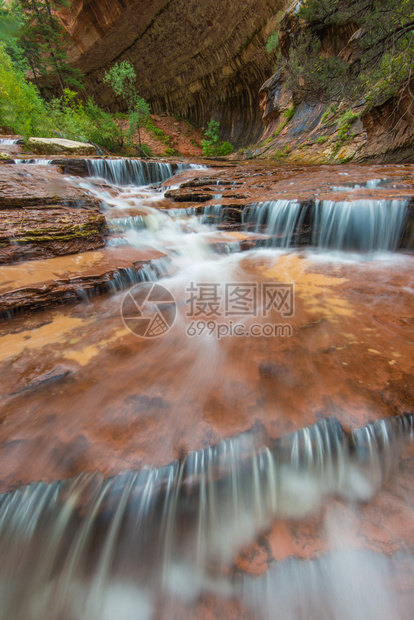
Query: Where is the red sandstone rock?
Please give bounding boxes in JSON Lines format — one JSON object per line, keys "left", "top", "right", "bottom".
{"left": 0, "top": 163, "right": 108, "bottom": 263}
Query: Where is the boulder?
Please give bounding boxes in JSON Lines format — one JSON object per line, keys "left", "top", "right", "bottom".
{"left": 27, "top": 137, "right": 96, "bottom": 156}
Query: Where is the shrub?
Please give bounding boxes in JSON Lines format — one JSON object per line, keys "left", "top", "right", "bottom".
{"left": 0, "top": 43, "right": 49, "bottom": 136}
{"left": 202, "top": 120, "right": 234, "bottom": 156}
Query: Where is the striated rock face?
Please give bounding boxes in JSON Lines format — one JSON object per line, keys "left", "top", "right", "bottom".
{"left": 0, "top": 246, "right": 167, "bottom": 317}
{"left": 60, "top": 0, "right": 283, "bottom": 146}
{"left": 253, "top": 3, "right": 414, "bottom": 163}
{"left": 0, "top": 163, "right": 107, "bottom": 264}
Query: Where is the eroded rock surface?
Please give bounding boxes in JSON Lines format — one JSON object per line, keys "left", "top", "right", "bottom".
{"left": 60, "top": 0, "right": 283, "bottom": 146}
{"left": 0, "top": 163, "right": 107, "bottom": 263}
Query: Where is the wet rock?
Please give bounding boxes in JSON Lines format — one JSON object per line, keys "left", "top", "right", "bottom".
{"left": 0, "top": 164, "right": 108, "bottom": 263}
{"left": 0, "top": 246, "right": 167, "bottom": 317}
{"left": 27, "top": 137, "right": 96, "bottom": 156}
{"left": 164, "top": 188, "right": 213, "bottom": 203}
{"left": 9, "top": 365, "right": 73, "bottom": 395}
{"left": 50, "top": 158, "right": 89, "bottom": 177}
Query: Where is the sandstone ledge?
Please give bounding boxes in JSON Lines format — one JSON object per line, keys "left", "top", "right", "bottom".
{"left": 0, "top": 164, "right": 108, "bottom": 263}
{"left": 0, "top": 246, "right": 167, "bottom": 317}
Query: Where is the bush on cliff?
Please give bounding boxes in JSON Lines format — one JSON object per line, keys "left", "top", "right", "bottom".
{"left": 202, "top": 120, "right": 234, "bottom": 157}
{"left": 267, "top": 0, "right": 414, "bottom": 107}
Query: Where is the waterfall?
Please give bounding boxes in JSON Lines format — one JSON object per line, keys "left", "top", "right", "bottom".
{"left": 0, "top": 415, "right": 411, "bottom": 619}
{"left": 244, "top": 200, "right": 305, "bottom": 247}
{"left": 244, "top": 198, "right": 409, "bottom": 252}
{"left": 202, "top": 204, "right": 224, "bottom": 224}
{"left": 86, "top": 159, "right": 207, "bottom": 186}
{"left": 313, "top": 199, "right": 408, "bottom": 252}
{"left": 14, "top": 158, "right": 53, "bottom": 165}
{"left": 0, "top": 138, "right": 19, "bottom": 145}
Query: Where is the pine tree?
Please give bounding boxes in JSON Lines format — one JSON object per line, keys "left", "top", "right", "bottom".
{"left": 11, "top": 0, "right": 82, "bottom": 95}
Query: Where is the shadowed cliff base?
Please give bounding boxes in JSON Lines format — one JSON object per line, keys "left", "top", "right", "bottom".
{"left": 59, "top": 0, "right": 283, "bottom": 147}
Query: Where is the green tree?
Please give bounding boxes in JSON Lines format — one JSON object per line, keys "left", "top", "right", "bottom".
{"left": 104, "top": 61, "right": 151, "bottom": 156}
{"left": 202, "top": 120, "right": 234, "bottom": 156}
{"left": 0, "top": 0, "right": 20, "bottom": 42}
{"left": 11, "top": 0, "right": 83, "bottom": 95}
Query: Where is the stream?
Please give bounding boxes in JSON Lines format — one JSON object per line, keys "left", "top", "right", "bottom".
{"left": 0, "top": 158, "right": 413, "bottom": 619}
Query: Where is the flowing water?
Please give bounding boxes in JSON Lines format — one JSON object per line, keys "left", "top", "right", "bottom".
{"left": 0, "top": 159, "right": 413, "bottom": 619}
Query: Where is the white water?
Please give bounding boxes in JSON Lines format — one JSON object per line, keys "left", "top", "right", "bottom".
{"left": 2, "top": 160, "right": 414, "bottom": 618}
{"left": 314, "top": 199, "right": 408, "bottom": 251}
{"left": 86, "top": 158, "right": 206, "bottom": 187}
{"left": 0, "top": 416, "right": 412, "bottom": 620}
{"left": 243, "top": 198, "right": 409, "bottom": 252}
{"left": 0, "top": 138, "right": 19, "bottom": 145}
{"left": 14, "top": 158, "right": 54, "bottom": 165}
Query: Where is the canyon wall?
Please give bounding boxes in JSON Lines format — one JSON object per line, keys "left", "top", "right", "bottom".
{"left": 252, "top": 1, "right": 414, "bottom": 164}
{"left": 60, "top": 0, "right": 284, "bottom": 147}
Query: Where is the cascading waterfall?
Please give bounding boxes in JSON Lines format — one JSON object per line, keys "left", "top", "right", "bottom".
{"left": 244, "top": 200, "right": 305, "bottom": 247}
{"left": 86, "top": 159, "right": 206, "bottom": 186}
{"left": 243, "top": 198, "right": 409, "bottom": 252}
{"left": 0, "top": 138, "right": 19, "bottom": 145}
{"left": 313, "top": 199, "right": 408, "bottom": 251}
{"left": 0, "top": 415, "right": 412, "bottom": 619}
{"left": 202, "top": 204, "right": 224, "bottom": 224}
{"left": 14, "top": 158, "right": 53, "bottom": 165}
{"left": 331, "top": 178, "right": 384, "bottom": 191}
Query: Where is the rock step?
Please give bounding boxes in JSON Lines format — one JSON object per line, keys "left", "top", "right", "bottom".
{"left": 0, "top": 247, "right": 167, "bottom": 318}
{"left": 0, "top": 164, "right": 108, "bottom": 264}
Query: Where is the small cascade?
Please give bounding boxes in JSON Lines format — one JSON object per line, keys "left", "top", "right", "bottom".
{"left": 313, "top": 199, "right": 408, "bottom": 252}
{"left": 86, "top": 159, "right": 207, "bottom": 186}
{"left": 108, "top": 215, "right": 147, "bottom": 233}
{"left": 0, "top": 138, "right": 19, "bottom": 145}
{"left": 74, "top": 259, "right": 170, "bottom": 303}
{"left": 0, "top": 415, "right": 411, "bottom": 619}
{"left": 243, "top": 198, "right": 409, "bottom": 252}
{"left": 331, "top": 179, "right": 384, "bottom": 191}
{"left": 202, "top": 204, "right": 224, "bottom": 224}
{"left": 107, "top": 258, "right": 169, "bottom": 292}
{"left": 14, "top": 158, "right": 53, "bottom": 165}
{"left": 244, "top": 200, "right": 305, "bottom": 247}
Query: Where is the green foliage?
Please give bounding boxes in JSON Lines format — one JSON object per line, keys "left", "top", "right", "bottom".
{"left": 46, "top": 90, "right": 124, "bottom": 151}
{"left": 273, "top": 144, "right": 290, "bottom": 160}
{"left": 267, "top": 0, "right": 414, "bottom": 108}
{"left": 0, "top": 0, "right": 20, "bottom": 42}
{"left": 139, "top": 144, "right": 153, "bottom": 158}
{"left": 316, "top": 136, "right": 328, "bottom": 144}
{"left": 0, "top": 45, "right": 123, "bottom": 151}
{"left": 10, "top": 0, "right": 83, "bottom": 94}
{"left": 273, "top": 104, "right": 296, "bottom": 137}
{"left": 266, "top": 30, "right": 279, "bottom": 53}
{"left": 201, "top": 120, "right": 234, "bottom": 157}
{"left": 104, "top": 62, "right": 151, "bottom": 156}
{"left": 146, "top": 119, "right": 171, "bottom": 146}
{"left": 103, "top": 61, "right": 137, "bottom": 109}
{"left": 0, "top": 42, "right": 48, "bottom": 135}
{"left": 266, "top": 10, "right": 284, "bottom": 57}
{"left": 321, "top": 104, "right": 339, "bottom": 123}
